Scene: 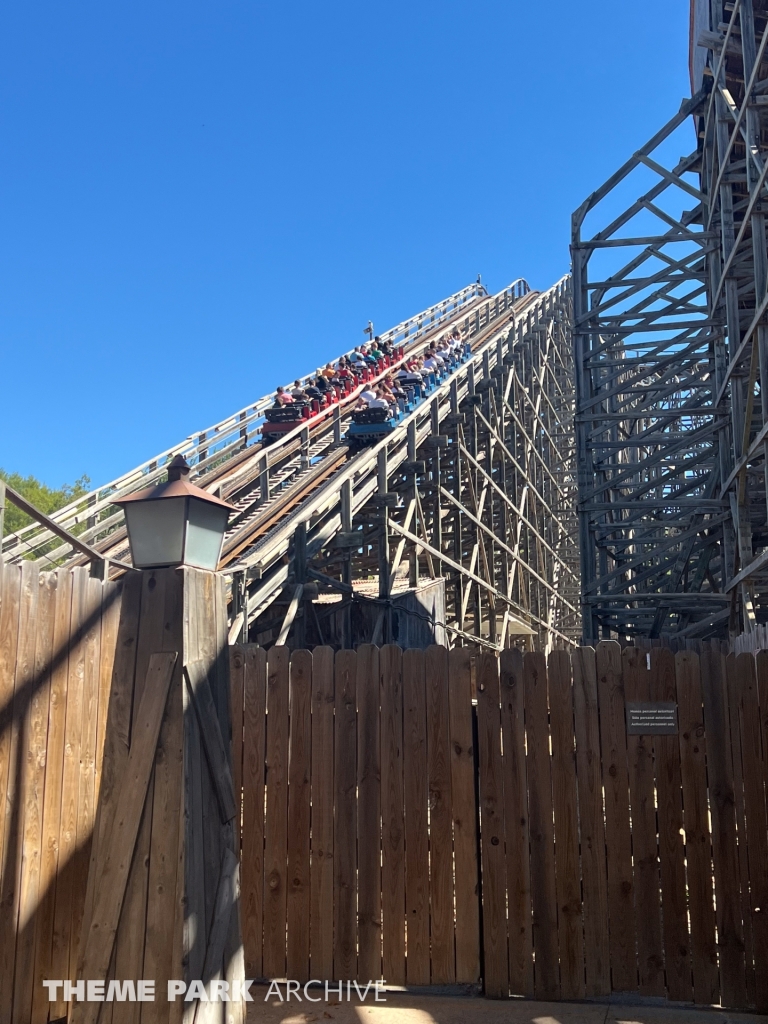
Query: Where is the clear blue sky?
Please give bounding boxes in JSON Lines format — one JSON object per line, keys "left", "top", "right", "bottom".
{"left": 0, "top": 0, "right": 691, "bottom": 487}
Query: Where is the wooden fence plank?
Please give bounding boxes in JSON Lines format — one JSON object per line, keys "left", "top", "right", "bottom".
{"left": 651, "top": 648, "right": 693, "bottom": 1005}
{"left": 476, "top": 649, "right": 507, "bottom": 999}
{"left": 143, "top": 575, "right": 184, "bottom": 1014}
{"left": 596, "top": 640, "right": 637, "bottom": 993}
{"left": 113, "top": 568, "right": 168, "bottom": 1023}
{"left": 286, "top": 649, "right": 312, "bottom": 982}
{"left": 263, "top": 645, "right": 290, "bottom": 980}
{"left": 524, "top": 650, "right": 558, "bottom": 1000}
{"left": 0, "top": 564, "right": 22, "bottom": 1024}
{"left": 241, "top": 645, "right": 267, "bottom": 979}
{"left": 73, "top": 652, "right": 177, "bottom": 1024}
{"left": 77, "top": 571, "right": 140, "bottom": 1024}
{"left": 309, "top": 646, "right": 334, "bottom": 981}
{"left": 194, "top": 572, "right": 223, "bottom": 958}
{"left": 185, "top": 660, "right": 237, "bottom": 825}
{"left": 357, "top": 644, "right": 381, "bottom": 981}
{"left": 0, "top": 563, "right": 38, "bottom": 1024}
{"left": 229, "top": 647, "right": 245, "bottom": 840}
{"left": 425, "top": 645, "right": 454, "bottom": 985}
{"left": 70, "top": 577, "right": 103, "bottom": 985}
{"left": 622, "top": 646, "right": 664, "bottom": 996}
{"left": 548, "top": 649, "right": 584, "bottom": 1001}
{"left": 699, "top": 647, "right": 745, "bottom": 1008}
{"left": 402, "top": 649, "right": 429, "bottom": 986}
{"left": 572, "top": 647, "right": 610, "bottom": 998}
{"left": 12, "top": 567, "right": 49, "bottom": 1024}
{"left": 334, "top": 649, "right": 357, "bottom": 980}
{"left": 448, "top": 647, "right": 480, "bottom": 985}
{"left": 737, "top": 654, "right": 768, "bottom": 1012}
{"left": 676, "top": 651, "right": 718, "bottom": 1005}
{"left": 380, "top": 644, "right": 405, "bottom": 985}
{"left": 500, "top": 649, "right": 532, "bottom": 996}
{"left": 725, "top": 653, "right": 755, "bottom": 1005}
{"left": 30, "top": 571, "right": 74, "bottom": 1024}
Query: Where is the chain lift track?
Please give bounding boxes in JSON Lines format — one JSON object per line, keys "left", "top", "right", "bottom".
{"left": 4, "top": 277, "right": 577, "bottom": 650}
{"left": 573, "top": 0, "right": 768, "bottom": 643}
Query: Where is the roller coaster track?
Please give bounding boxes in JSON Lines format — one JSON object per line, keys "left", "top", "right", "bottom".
{"left": 4, "top": 276, "right": 578, "bottom": 650}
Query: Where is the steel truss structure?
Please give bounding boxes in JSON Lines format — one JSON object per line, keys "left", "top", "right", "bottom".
{"left": 573, "top": 0, "right": 768, "bottom": 641}
{"left": 2, "top": 278, "right": 578, "bottom": 651}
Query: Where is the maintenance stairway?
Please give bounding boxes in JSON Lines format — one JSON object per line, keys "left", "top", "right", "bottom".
{"left": 3, "top": 276, "right": 578, "bottom": 650}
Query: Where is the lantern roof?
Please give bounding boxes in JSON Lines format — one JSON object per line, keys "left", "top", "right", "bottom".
{"left": 113, "top": 455, "right": 235, "bottom": 511}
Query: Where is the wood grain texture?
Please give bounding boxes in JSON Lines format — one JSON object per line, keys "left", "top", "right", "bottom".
{"left": 725, "top": 653, "right": 755, "bottom": 1006}
{"left": 699, "top": 647, "right": 743, "bottom": 1008}
{"left": 596, "top": 641, "right": 637, "bottom": 993}
{"left": 142, "top": 574, "right": 184, "bottom": 1022}
{"left": 448, "top": 647, "right": 480, "bottom": 985}
{"left": 676, "top": 651, "right": 718, "bottom": 1006}
{"left": 571, "top": 647, "right": 610, "bottom": 998}
{"left": 309, "top": 646, "right": 334, "bottom": 981}
{"left": 380, "top": 644, "right": 405, "bottom": 984}
{"left": 476, "top": 650, "right": 508, "bottom": 999}
{"left": 30, "top": 571, "right": 74, "bottom": 1024}
{"left": 425, "top": 644, "right": 455, "bottom": 985}
{"left": 12, "top": 567, "right": 49, "bottom": 1024}
{"left": 263, "top": 645, "right": 290, "bottom": 980}
{"left": 334, "top": 649, "right": 357, "bottom": 981}
{"left": 113, "top": 569, "right": 168, "bottom": 1024}
{"left": 0, "top": 564, "right": 22, "bottom": 980}
{"left": 73, "top": 651, "right": 177, "bottom": 1024}
{"left": 548, "top": 649, "right": 584, "bottom": 1001}
{"left": 286, "top": 649, "right": 312, "bottom": 982}
{"left": 499, "top": 649, "right": 532, "bottom": 996}
{"left": 524, "top": 650, "right": 558, "bottom": 1000}
{"left": 241, "top": 645, "right": 267, "bottom": 979}
{"left": 356, "top": 644, "right": 381, "bottom": 981}
{"left": 735, "top": 654, "right": 768, "bottom": 1012}
{"left": 229, "top": 646, "right": 245, "bottom": 843}
{"left": 402, "top": 649, "right": 429, "bottom": 986}
{"left": 622, "top": 646, "right": 664, "bottom": 997}
{"left": 651, "top": 648, "right": 693, "bottom": 1004}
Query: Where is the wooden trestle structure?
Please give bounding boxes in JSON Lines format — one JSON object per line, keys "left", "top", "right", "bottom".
{"left": 2, "top": 278, "right": 579, "bottom": 651}
{"left": 572, "top": 0, "right": 768, "bottom": 643}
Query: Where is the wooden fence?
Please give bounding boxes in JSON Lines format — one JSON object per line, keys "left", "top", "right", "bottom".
{"left": 0, "top": 561, "right": 125, "bottom": 1024}
{"left": 230, "top": 641, "right": 768, "bottom": 1011}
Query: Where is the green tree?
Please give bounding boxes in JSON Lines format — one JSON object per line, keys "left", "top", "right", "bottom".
{"left": 0, "top": 470, "right": 91, "bottom": 537}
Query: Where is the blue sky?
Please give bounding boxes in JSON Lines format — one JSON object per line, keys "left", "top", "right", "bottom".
{"left": 0, "top": 0, "right": 691, "bottom": 487}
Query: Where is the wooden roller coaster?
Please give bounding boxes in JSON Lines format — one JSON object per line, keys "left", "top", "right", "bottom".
{"left": 2, "top": 276, "right": 578, "bottom": 650}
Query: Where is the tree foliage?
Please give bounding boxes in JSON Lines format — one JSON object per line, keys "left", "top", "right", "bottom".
{"left": 0, "top": 469, "right": 91, "bottom": 537}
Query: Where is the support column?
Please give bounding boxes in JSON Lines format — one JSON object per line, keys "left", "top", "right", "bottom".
{"left": 73, "top": 567, "right": 245, "bottom": 1024}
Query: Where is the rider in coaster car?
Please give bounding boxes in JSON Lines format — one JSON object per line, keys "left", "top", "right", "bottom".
{"left": 422, "top": 349, "right": 440, "bottom": 372}
{"left": 366, "top": 387, "right": 393, "bottom": 412}
{"left": 291, "top": 379, "right": 309, "bottom": 401}
{"left": 313, "top": 372, "right": 330, "bottom": 393}
{"left": 275, "top": 385, "right": 294, "bottom": 406}
{"left": 357, "top": 385, "right": 378, "bottom": 408}
{"left": 322, "top": 362, "right": 336, "bottom": 380}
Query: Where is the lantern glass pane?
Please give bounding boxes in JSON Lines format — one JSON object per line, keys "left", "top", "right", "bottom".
{"left": 124, "top": 497, "right": 186, "bottom": 568}
{"left": 184, "top": 498, "right": 229, "bottom": 570}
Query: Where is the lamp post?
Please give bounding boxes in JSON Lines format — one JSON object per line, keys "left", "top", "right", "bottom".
{"left": 73, "top": 455, "right": 245, "bottom": 1024}
{"left": 115, "top": 453, "right": 234, "bottom": 570}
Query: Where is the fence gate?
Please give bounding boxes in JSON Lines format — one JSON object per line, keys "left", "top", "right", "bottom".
{"left": 229, "top": 641, "right": 768, "bottom": 1011}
